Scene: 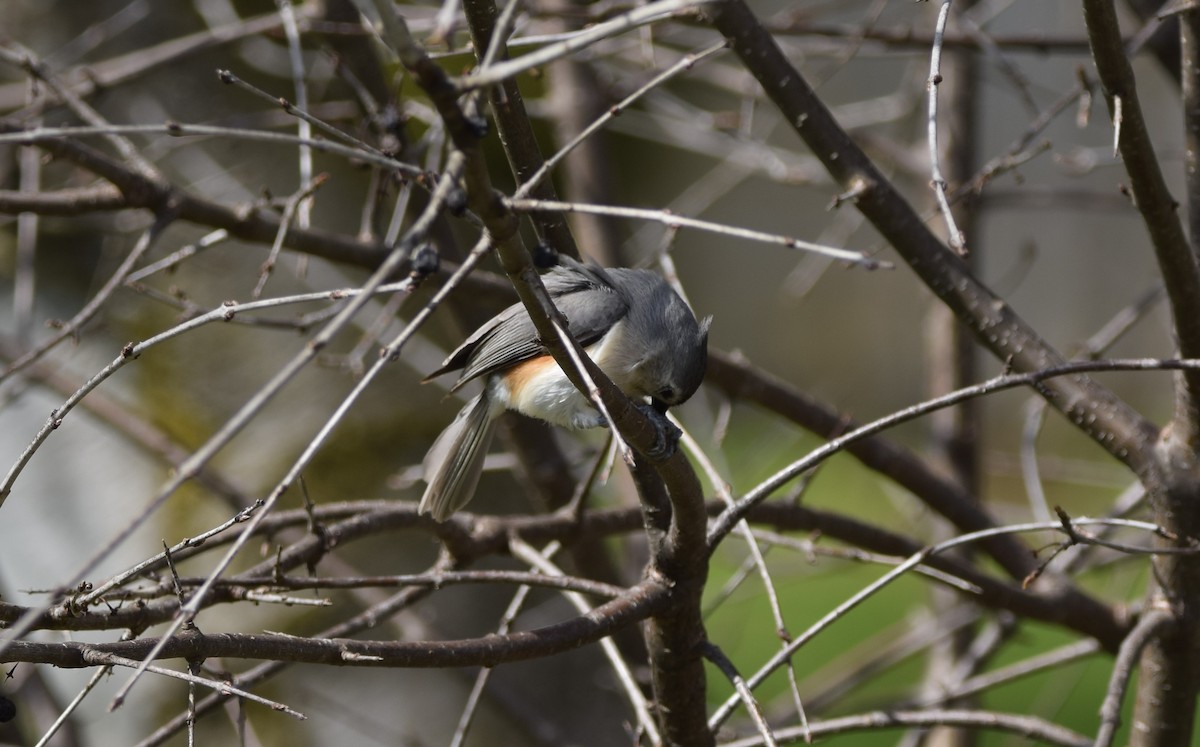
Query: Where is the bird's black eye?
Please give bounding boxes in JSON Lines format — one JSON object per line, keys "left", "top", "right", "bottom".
{"left": 657, "top": 387, "right": 676, "bottom": 403}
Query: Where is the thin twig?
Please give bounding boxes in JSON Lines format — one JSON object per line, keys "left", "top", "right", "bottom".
{"left": 707, "top": 357, "right": 1200, "bottom": 548}
{"left": 717, "top": 708, "right": 1089, "bottom": 747}
{"left": 0, "top": 122, "right": 423, "bottom": 178}
{"left": 709, "top": 515, "right": 1179, "bottom": 729}
{"left": 2, "top": 216, "right": 167, "bottom": 383}
{"left": 456, "top": 0, "right": 710, "bottom": 92}
{"left": 449, "top": 541, "right": 561, "bottom": 747}
{"left": 125, "top": 229, "right": 231, "bottom": 283}
{"left": 926, "top": 0, "right": 965, "bottom": 253}
{"left": 509, "top": 537, "right": 662, "bottom": 744}
{"left": 79, "top": 649, "right": 305, "bottom": 719}
{"left": 1094, "top": 609, "right": 1173, "bottom": 747}
{"left": 516, "top": 41, "right": 727, "bottom": 198}
{"left": 105, "top": 209, "right": 477, "bottom": 708}
{"left": 702, "top": 642, "right": 777, "bottom": 747}
{"left": 507, "top": 198, "right": 886, "bottom": 267}
{"left": 914, "top": 639, "right": 1102, "bottom": 708}
{"left": 217, "top": 68, "right": 392, "bottom": 162}
{"left": 275, "top": 0, "right": 313, "bottom": 233}
{"left": 749, "top": 529, "right": 981, "bottom": 593}
{"left": 252, "top": 175, "right": 329, "bottom": 298}
{"left": 157, "top": 571, "right": 625, "bottom": 599}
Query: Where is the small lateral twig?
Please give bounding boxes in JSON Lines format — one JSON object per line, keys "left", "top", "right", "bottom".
{"left": 2, "top": 216, "right": 167, "bottom": 383}
{"left": 79, "top": 649, "right": 305, "bottom": 720}
{"left": 252, "top": 175, "right": 329, "bottom": 299}
{"left": 216, "top": 68, "right": 391, "bottom": 162}
{"left": 702, "top": 641, "right": 777, "bottom": 747}
{"left": 926, "top": 0, "right": 966, "bottom": 253}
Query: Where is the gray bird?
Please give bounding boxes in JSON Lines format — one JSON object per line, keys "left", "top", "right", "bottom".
{"left": 420, "top": 259, "right": 710, "bottom": 521}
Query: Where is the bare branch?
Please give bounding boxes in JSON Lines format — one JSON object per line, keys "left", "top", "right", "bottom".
{"left": 1083, "top": 0, "right": 1200, "bottom": 438}
{"left": 925, "top": 0, "right": 966, "bottom": 253}
{"left": 2, "top": 577, "right": 670, "bottom": 670}
{"left": 703, "top": 642, "right": 777, "bottom": 747}
{"left": 507, "top": 197, "right": 887, "bottom": 267}
{"left": 718, "top": 708, "right": 1089, "bottom": 747}
{"left": 706, "top": 0, "right": 1160, "bottom": 476}
{"left": 710, "top": 515, "right": 1167, "bottom": 730}
{"left": 1095, "top": 608, "right": 1173, "bottom": 747}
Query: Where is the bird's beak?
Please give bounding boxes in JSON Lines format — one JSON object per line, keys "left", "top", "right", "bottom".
{"left": 650, "top": 398, "right": 670, "bottom": 415}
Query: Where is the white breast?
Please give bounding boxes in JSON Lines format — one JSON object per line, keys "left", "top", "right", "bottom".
{"left": 495, "top": 320, "right": 638, "bottom": 430}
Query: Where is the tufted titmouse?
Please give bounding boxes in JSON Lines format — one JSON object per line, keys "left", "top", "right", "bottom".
{"left": 419, "top": 259, "right": 710, "bottom": 521}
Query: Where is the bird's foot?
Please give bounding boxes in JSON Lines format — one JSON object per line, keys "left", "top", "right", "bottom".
{"left": 636, "top": 402, "right": 681, "bottom": 460}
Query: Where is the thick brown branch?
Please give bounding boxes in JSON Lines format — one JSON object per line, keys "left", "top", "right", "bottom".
{"left": 1083, "top": 0, "right": 1200, "bottom": 439}
{"left": 634, "top": 454, "right": 713, "bottom": 745}
{"left": 1130, "top": 431, "right": 1200, "bottom": 745}
{"left": 2, "top": 578, "right": 670, "bottom": 669}
{"left": 705, "top": 0, "right": 1160, "bottom": 477}
{"left": 0, "top": 122, "right": 390, "bottom": 268}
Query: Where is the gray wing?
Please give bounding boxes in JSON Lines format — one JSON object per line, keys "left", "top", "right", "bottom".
{"left": 426, "top": 261, "right": 630, "bottom": 390}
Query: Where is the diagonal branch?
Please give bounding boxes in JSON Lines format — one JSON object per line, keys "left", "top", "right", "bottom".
{"left": 705, "top": 0, "right": 1160, "bottom": 478}
{"left": 704, "top": 350, "right": 1119, "bottom": 637}
{"left": 363, "top": 2, "right": 715, "bottom": 742}
{"left": 461, "top": 0, "right": 580, "bottom": 258}
{"left": 1083, "top": 0, "right": 1200, "bottom": 440}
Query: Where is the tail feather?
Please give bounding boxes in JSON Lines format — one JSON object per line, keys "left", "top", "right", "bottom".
{"left": 419, "top": 393, "right": 498, "bottom": 521}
